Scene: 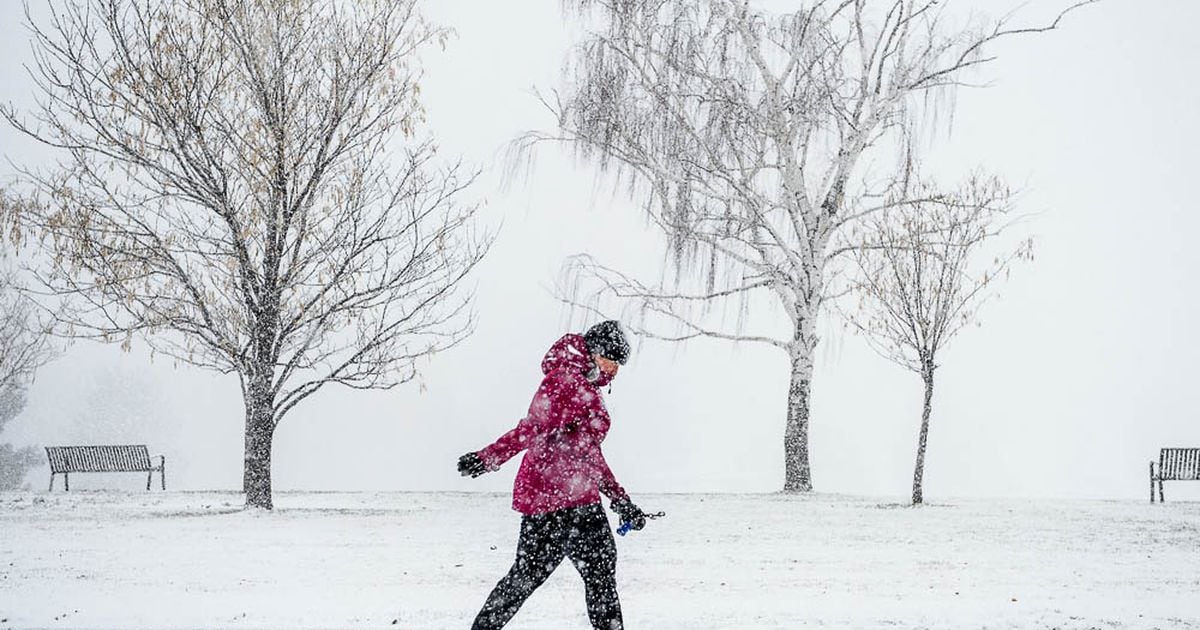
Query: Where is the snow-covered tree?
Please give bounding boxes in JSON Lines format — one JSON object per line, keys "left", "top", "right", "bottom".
{"left": 840, "top": 171, "right": 1031, "bottom": 504}
{"left": 530, "top": 0, "right": 1091, "bottom": 492}
{"left": 3, "top": 0, "right": 490, "bottom": 509}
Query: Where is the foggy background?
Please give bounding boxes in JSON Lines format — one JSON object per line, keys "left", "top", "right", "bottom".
{"left": 1, "top": 0, "right": 1197, "bottom": 501}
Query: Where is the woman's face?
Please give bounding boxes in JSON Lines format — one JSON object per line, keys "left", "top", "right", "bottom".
{"left": 594, "top": 355, "right": 620, "bottom": 380}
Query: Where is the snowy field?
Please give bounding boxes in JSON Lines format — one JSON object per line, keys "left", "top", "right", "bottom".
{"left": 1, "top": 491, "right": 1198, "bottom": 629}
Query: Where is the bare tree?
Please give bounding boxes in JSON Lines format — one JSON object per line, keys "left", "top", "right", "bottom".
{"left": 526, "top": 0, "right": 1091, "bottom": 491}
{"left": 0, "top": 273, "right": 52, "bottom": 405}
{"left": 0, "top": 192, "right": 53, "bottom": 490}
{"left": 3, "top": 0, "right": 490, "bottom": 509}
{"left": 841, "top": 170, "right": 1031, "bottom": 504}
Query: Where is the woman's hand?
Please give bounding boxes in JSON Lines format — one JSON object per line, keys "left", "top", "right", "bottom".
{"left": 457, "top": 452, "right": 488, "bottom": 478}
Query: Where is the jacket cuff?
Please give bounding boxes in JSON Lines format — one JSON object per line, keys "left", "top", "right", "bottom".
{"left": 605, "top": 488, "right": 631, "bottom": 505}
{"left": 477, "top": 449, "right": 502, "bottom": 471}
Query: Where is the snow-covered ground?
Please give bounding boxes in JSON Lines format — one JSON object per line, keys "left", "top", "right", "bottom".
{"left": 1, "top": 490, "right": 1198, "bottom": 629}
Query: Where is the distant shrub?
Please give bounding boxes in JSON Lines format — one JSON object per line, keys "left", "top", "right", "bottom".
{"left": 0, "top": 442, "right": 40, "bottom": 490}
{"left": 0, "top": 383, "right": 39, "bottom": 490}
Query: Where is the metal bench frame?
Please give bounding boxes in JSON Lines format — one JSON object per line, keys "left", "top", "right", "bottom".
{"left": 1149, "top": 447, "right": 1200, "bottom": 503}
{"left": 45, "top": 445, "right": 166, "bottom": 491}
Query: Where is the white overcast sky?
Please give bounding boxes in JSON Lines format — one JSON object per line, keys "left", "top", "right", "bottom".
{"left": 2, "top": 0, "right": 1198, "bottom": 501}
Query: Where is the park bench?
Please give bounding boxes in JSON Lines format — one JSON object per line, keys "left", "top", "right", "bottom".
{"left": 45, "top": 445, "right": 166, "bottom": 492}
{"left": 1149, "top": 447, "right": 1200, "bottom": 503}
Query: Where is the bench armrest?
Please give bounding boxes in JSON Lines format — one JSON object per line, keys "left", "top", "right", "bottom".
{"left": 154, "top": 454, "right": 166, "bottom": 469}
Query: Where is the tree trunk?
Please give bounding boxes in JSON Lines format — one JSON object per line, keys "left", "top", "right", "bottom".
{"left": 243, "top": 369, "right": 275, "bottom": 510}
{"left": 912, "top": 364, "right": 935, "bottom": 505}
{"left": 783, "top": 350, "right": 815, "bottom": 493}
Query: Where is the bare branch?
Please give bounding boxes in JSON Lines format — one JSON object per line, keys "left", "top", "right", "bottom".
{"left": 838, "top": 168, "right": 1032, "bottom": 373}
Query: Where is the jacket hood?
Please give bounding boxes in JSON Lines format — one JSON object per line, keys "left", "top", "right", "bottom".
{"left": 541, "top": 334, "right": 614, "bottom": 387}
{"left": 541, "top": 334, "right": 592, "bottom": 376}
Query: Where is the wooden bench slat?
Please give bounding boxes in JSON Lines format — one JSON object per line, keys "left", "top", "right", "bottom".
{"left": 103, "top": 446, "right": 118, "bottom": 470}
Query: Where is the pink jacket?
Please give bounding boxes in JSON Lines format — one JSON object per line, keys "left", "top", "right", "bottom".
{"left": 478, "top": 334, "right": 629, "bottom": 515}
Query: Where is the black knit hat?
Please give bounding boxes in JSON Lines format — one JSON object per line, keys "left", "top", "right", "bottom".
{"left": 583, "top": 320, "right": 630, "bottom": 365}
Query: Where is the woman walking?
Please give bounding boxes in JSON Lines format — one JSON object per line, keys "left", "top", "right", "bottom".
{"left": 457, "top": 320, "right": 651, "bottom": 630}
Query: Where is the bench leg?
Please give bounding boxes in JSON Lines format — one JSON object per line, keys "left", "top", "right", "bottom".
{"left": 49, "top": 473, "right": 55, "bottom": 492}
{"left": 146, "top": 471, "right": 152, "bottom": 491}
{"left": 1159, "top": 479, "right": 1165, "bottom": 503}
{"left": 1149, "top": 463, "right": 1155, "bottom": 503}
{"left": 161, "top": 465, "right": 166, "bottom": 491}
{"left": 64, "top": 473, "right": 69, "bottom": 492}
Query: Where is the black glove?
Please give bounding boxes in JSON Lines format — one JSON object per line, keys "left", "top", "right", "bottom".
{"left": 457, "top": 452, "right": 487, "bottom": 478}
{"left": 611, "top": 497, "right": 647, "bottom": 531}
